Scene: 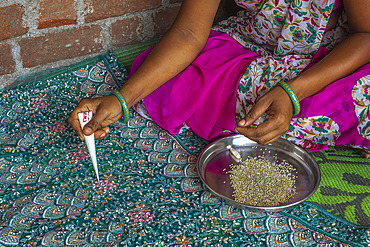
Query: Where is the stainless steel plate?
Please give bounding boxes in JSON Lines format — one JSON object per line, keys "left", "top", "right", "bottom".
{"left": 197, "top": 134, "right": 320, "bottom": 211}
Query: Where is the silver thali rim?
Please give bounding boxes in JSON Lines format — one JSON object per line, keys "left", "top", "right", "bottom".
{"left": 196, "top": 134, "right": 321, "bottom": 211}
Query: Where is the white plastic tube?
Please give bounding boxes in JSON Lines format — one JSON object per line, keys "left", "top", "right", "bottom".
{"left": 229, "top": 148, "right": 241, "bottom": 162}
{"left": 78, "top": 111, "right": 100, "bottom": 182}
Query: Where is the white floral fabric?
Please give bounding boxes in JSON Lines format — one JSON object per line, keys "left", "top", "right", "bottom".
{"left": 213, "top": 0, "right": 370, "bottom": 151}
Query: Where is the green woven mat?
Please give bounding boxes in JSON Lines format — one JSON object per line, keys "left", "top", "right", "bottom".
{"left": 309, "top": 145, "right": 370, "bottom": 226}
{"left": 113, "top": 39, "right": 159, "bottom": 71}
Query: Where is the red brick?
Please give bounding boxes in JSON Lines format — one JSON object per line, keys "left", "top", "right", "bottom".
{"left": 85, "top": 0, "right": 161, "bottom": 23}
{"left": 111, "top": 16, "right": 145, "bottom": 47}
{"left": 38, "top": 0, "right": 77, "bottom": 29}
{"left": 20, "top": 25, "right": 103, "bottom": 68}
{"left": 0, "top": 43, "right": 16, "bottom": 75}
{"left": 0, "top": 4, "right": 28, "bottom": 40}
{"left": 153, "top": 6, "right": 180, "bottom": 38}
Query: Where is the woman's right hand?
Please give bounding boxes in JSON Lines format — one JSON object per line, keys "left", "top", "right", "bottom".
{"left": 68, "top": 0, "right": 221, "bottom": 140}
{"left": 68, "top": 95, "right": 123, "bottom": 141}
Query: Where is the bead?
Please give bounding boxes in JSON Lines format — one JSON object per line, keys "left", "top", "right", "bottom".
{"left": 227, "top": 154, "right": 297, "bottom": 207}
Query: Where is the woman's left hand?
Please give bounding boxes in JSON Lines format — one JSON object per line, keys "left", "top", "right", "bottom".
{"left": 235, "top": 85, "right": 294, "bottom": 145}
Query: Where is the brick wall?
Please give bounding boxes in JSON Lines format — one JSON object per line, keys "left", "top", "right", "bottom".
{"left": 0, "top": 0, "right": 239, "bottom": 88}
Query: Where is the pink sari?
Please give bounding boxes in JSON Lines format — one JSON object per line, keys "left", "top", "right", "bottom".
{"left": 130, "top": 31, "right": 259, "bottom": 140}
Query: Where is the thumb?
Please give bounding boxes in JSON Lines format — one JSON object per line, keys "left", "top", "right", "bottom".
{"left": 83, "top": 110, "right": 106, "bottom": 136}
{"left": 82, "top": 95, "right": 123, "bottom": 136}
{"left": 238, "top": 99, "right": 270, "bottom": 127}
{"left": 83, "top": 118, "right": 98, "bottom": 136}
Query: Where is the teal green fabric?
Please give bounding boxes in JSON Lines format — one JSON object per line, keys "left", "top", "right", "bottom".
{"left": 0, "top": 50, "right": 369, "bottom": 246}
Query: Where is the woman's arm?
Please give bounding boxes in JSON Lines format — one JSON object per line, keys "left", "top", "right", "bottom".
{"left": 290, "top": 0, "right": 370, "bottom": 101}
{"left": 68, "top": 0, "right": 221, "bottom": 140}
{"left": 235, "top": 0, "right": 370, "bottom": 145}
{"left": 120, "top": 0, "right": 222, "bottom": 107}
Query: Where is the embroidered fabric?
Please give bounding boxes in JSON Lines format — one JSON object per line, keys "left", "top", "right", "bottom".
{"left": 0, "top": 51, "right": 369, "bottom": 246}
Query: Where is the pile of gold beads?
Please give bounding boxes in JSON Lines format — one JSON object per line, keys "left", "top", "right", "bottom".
{"left": 227, "top": 148, "right": 297, "bottom": 207}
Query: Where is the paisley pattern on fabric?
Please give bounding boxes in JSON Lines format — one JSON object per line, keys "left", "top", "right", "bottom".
{"left": 352, "top": 75, "right": 370, "bottom": 139}
{"left": 73, "top": 56, "right": 127, "bottom": 97}
{"left": 0, "top": 52, "right": 369, "bottom": 246}
{"left": 134, "top": 100, "right": 190, "bottom": 134}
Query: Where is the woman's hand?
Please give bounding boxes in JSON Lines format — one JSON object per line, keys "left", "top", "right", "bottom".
{"left": 68, "top": 95, "right": 123, "bottom": 141}
{"left": 236, "top": 0, "right": 370, "bottom": 146}
{"left": 235, "top": 85, "right": 294, "bottom": 145}
{"left": 68, "top": 0, "right": 221, "bottom": 141}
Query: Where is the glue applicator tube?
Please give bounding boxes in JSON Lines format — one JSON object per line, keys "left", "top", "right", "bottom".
{"left": 78, "top": 111, "right": 100, "bottom": 182}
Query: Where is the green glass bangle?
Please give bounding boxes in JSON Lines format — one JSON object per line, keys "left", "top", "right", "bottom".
{"left": 110, "top": 90, "right": 130, "bottom": 123}
{"left": 276, "top": 81, "right": 300, "bottom": 116}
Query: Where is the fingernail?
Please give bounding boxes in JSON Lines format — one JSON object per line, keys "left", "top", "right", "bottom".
{"left": 84, "top": 126, "right": 93, "bottom": 135}
{"left": 100, "top": 133, "right": 106, "bottom": 138}
{"left": 239, "top": 119, "right": 246, "bottom": 126}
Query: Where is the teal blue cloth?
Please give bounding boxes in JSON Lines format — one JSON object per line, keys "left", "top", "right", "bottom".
{"left": 0, "top": 51, "right": 368, "bottom": 246}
